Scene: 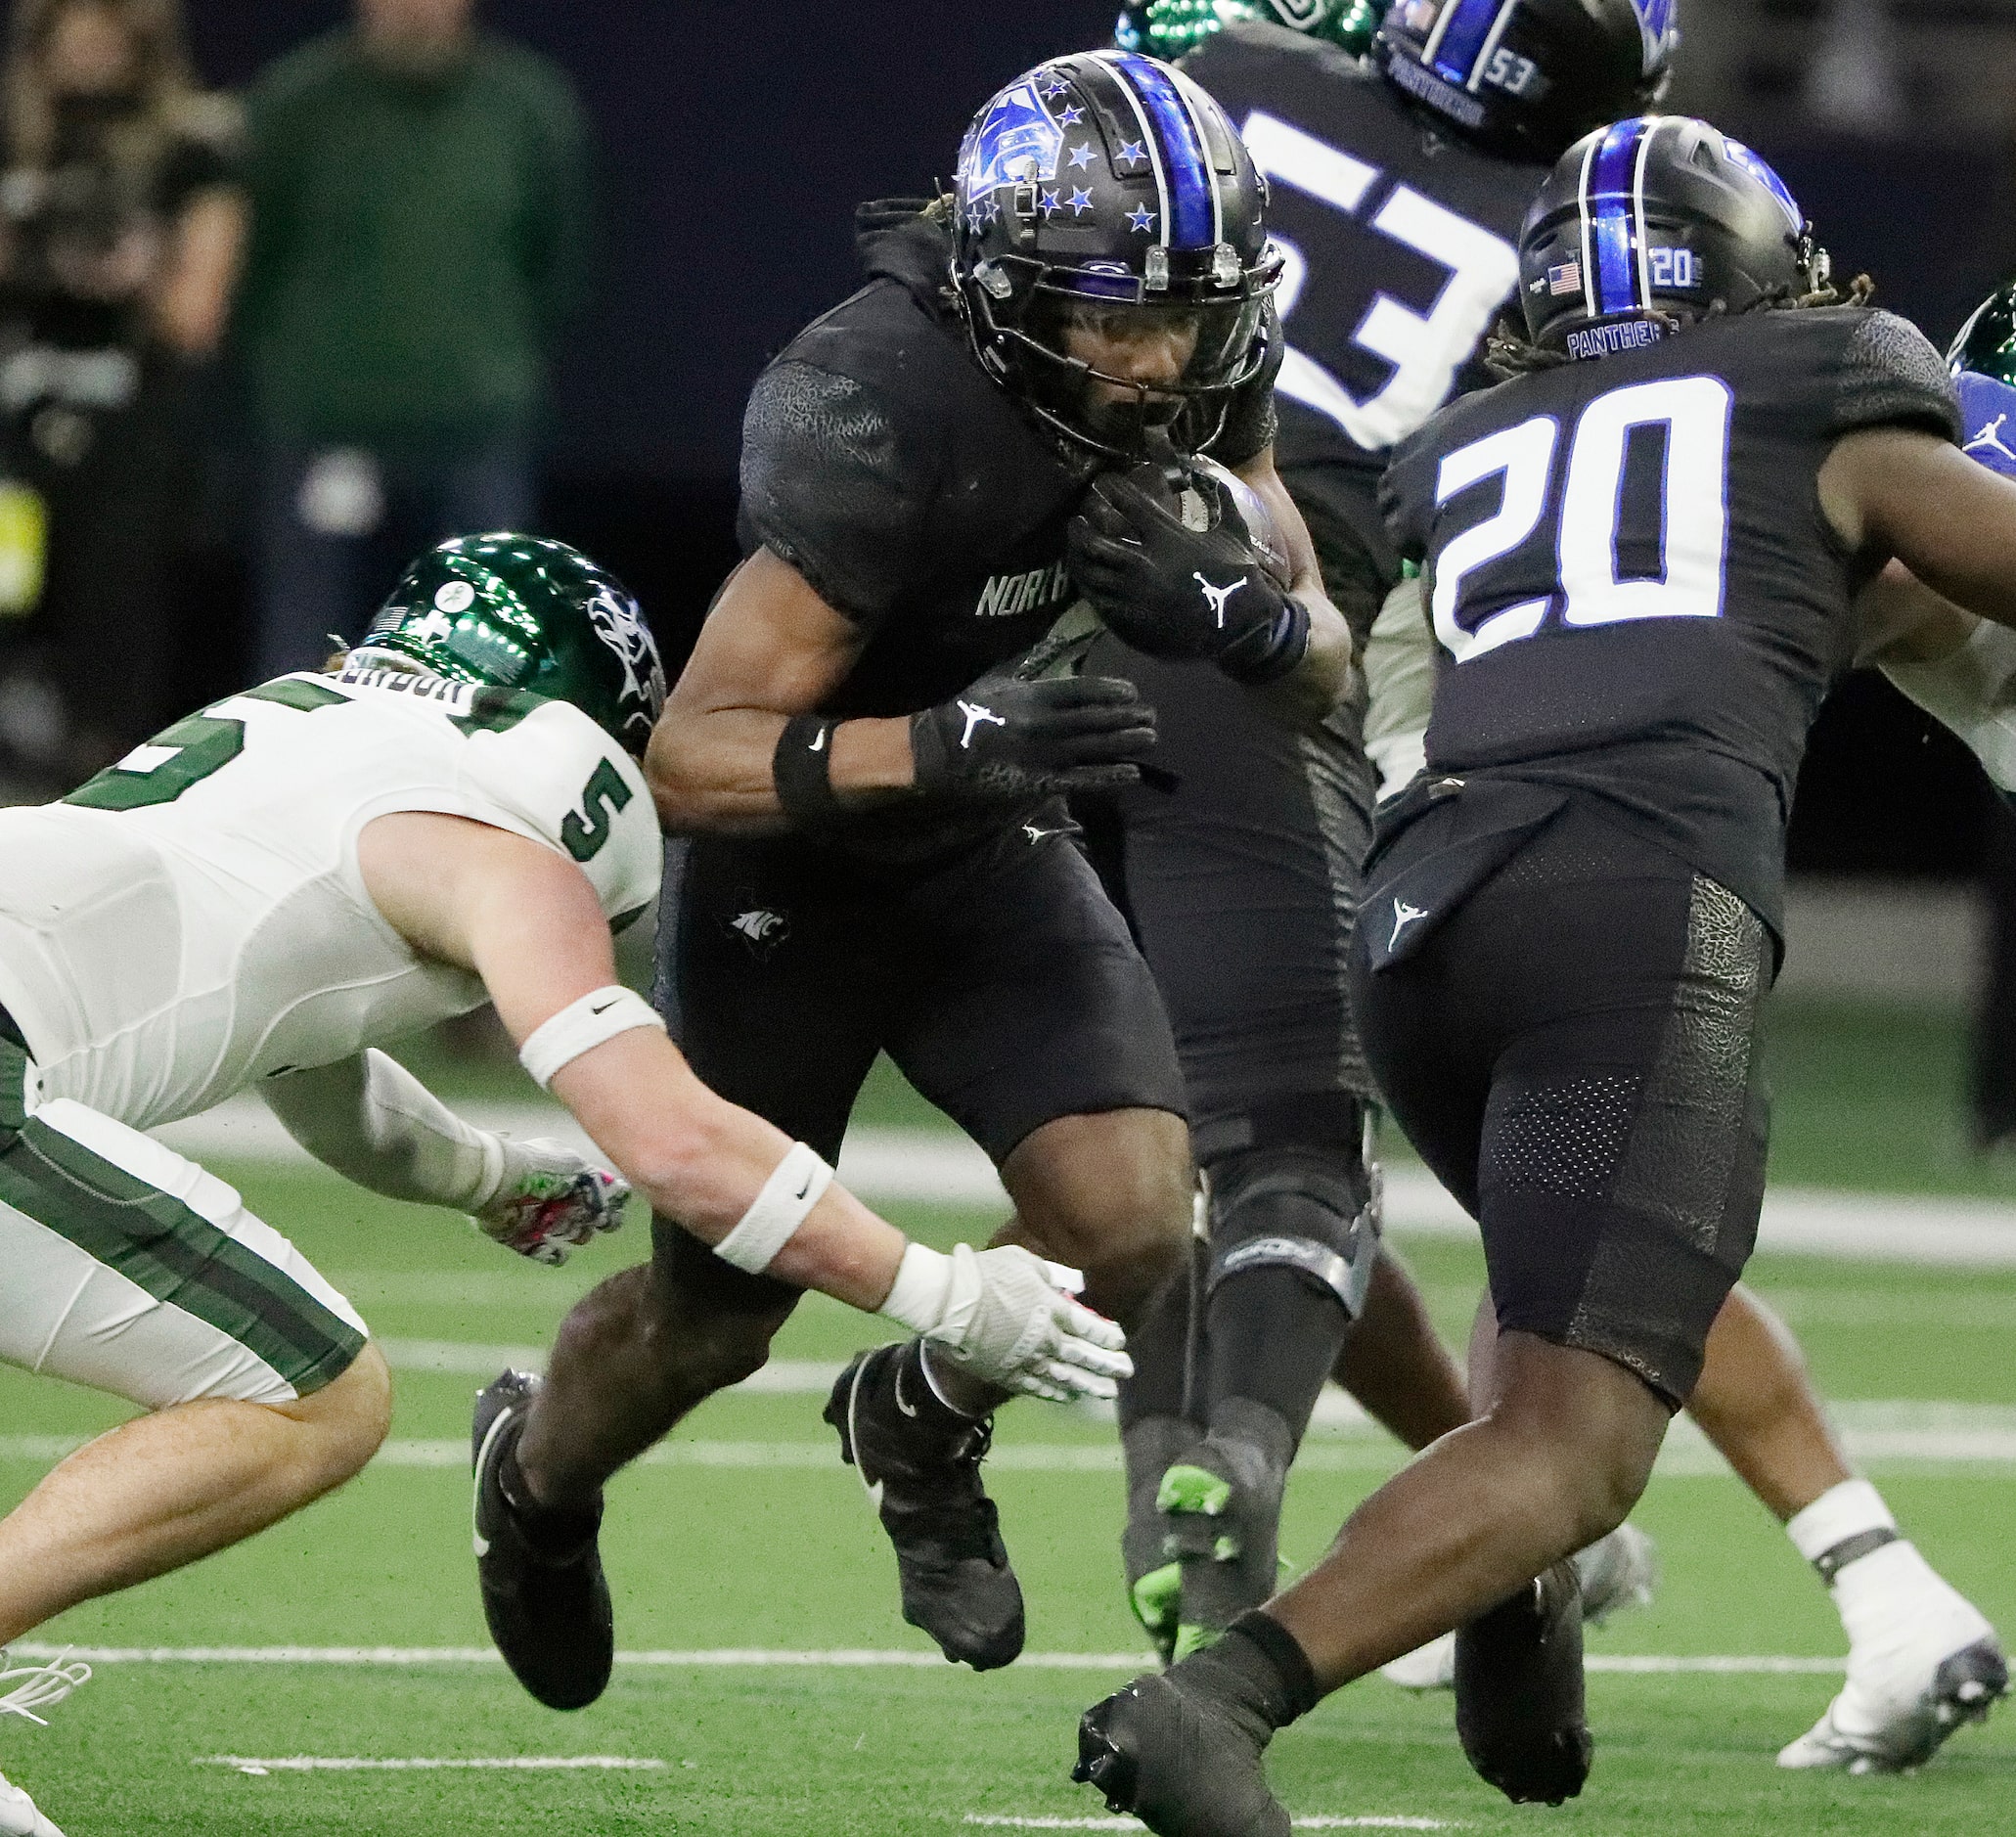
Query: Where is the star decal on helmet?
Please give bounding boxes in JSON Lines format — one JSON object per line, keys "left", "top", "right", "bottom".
{"left": 1058, "top": 104, "right": 1085, "bottom": 126}
{"left": 1068, "top": 187, "right": 1095, "bottom": 215}
{"left": 1117, "top": 140, "right": 1147, "bottom": 167}
{"left": 1068, "top": 142, "right": 1096, "bottom": 171}
{"left": 1127, "top": 204, "right": 1156, "bottom": 233}
{"left": 1040, "top": 189, "right": 1061, "bottom": 215}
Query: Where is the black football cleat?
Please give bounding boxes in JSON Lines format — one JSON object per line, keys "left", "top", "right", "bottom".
{"left": 1455, "top": 1558, "right": 1593, "bottom": 1804}
{"left": 471, "top": 1368, "right": 613, "bottom": 1711}
{"left": 1074, "top": 1671, "right": 1291, "bottom": 1837}
{"left": 825, "top": 1343, "right": 1024, "bottom": 1670}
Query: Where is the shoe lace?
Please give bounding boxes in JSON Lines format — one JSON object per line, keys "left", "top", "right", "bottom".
{"left": 0, "top": 1650, "right": 90, "bottom": 1726}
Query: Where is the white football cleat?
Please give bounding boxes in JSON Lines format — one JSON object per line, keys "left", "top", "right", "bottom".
{"left": 1574, "top": 1521, "right": 1659, "bottom": 1628}
{"left": 1380, "top": 1629, "right": 1456, "bottom": 1690}
{"left": 1379, "top": 1523, "right": 1658, "bottom": 1690}
{"left": 1779, "top": 1546, "right": 2006, "bottom": 1773}
{"left": 0, "top": 1770, "right": 61, "bottom": 1837}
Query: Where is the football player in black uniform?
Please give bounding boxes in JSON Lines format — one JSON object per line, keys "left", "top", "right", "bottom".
{"left": 1084, "top": 0, "right": 1670, "bottom": 1666}
{"left": 1109, "top": 0, "right": 2000, "bottom": 1757}
{"left": 470, "top": 52, "right": 1361, "bottom": 1708}
{"left": 1073, "top": 118, "right": 2016, "bottom": 1834}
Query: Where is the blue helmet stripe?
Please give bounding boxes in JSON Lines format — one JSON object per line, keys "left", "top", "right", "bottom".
{"left": 1429, "top": 0, "right": 1512, "bottom": 86}
{"left": 1587, "top": 117, "right": 1651, "bottom": 319}
{"left": 1106, "top": 51, "right": 1215, "bottom": 249}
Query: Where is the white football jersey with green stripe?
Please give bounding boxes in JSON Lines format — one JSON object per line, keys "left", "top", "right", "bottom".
{"left": 0, "top": 667, "right": 660, "bottom": 1131}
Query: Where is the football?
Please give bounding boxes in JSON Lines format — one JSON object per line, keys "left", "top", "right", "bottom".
{"left": 1013, "top": 457, "right": 1293, "bottom": 681}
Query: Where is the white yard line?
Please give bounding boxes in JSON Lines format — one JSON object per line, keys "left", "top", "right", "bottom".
{"left": 16, "top": 1642, "right": 1845, "bottom": 1676}
{"left": 152, "top": 1107, "right": 2016, "bottom": 1266}
{"left": 5, "top": 1397, "right": 2016, "bottom": 1475}
{"left": 199, "top": 1755, "right": 666, "bottom": 1773}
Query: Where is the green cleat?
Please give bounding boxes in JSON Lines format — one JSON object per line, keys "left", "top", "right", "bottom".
{"left": 1131, "top": 1561, "right": 1184, "bottom": 1665}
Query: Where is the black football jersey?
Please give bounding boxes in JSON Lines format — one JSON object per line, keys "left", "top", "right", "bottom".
{"left": 736, "top": 202, "right": 1277, "bottom": 857}
{"left": 1183, "top": 22, "right": 1548, "bottom": 580}
{"left": 1380, "top": 306, "right": 1960, "bottom": 932}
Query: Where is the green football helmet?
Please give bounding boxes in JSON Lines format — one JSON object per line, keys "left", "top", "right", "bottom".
{"left": 355, "top": 533, "right": 667, "bottom": 756}
{"left": 1950, "top": 280, "right": 2016, "bottom": 386}
{"left": 1115, "top": 0, "right": 1390, "bottom": 59}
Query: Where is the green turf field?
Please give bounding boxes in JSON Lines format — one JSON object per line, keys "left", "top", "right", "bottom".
{"left": 2, "top": 1003, "right": 2013, "bottom": 1833}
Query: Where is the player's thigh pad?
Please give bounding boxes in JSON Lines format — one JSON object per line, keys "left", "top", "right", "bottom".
{"left": 1095, "top": 649, "right": 1377, "bottom": 1151}
{"left": 0, "top": 1090, "right": 368, "bottom": 1406}
{"left": 1359, "top": 800, "right": 1770, "bottom": 1404}
{"left": 885, "top": 825, "right": 1187, "bottom": 1165}
{"left": 655, "top": 834, "right": 886, "bottom": 1161}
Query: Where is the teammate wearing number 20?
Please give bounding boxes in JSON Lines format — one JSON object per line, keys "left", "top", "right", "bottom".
{"left": 1072, "top": 119, "right": 2016, "bottom": 1835}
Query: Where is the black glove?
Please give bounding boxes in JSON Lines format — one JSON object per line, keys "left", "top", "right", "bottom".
{"left": 1068, "top": 465, "right": 1311, "bottom": 685}
{"left": 910, "top": 673, "right": 1155, "bottom": 804}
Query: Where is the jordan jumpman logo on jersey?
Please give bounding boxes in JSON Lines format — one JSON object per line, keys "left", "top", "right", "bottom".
{"left": 1966, "top": 413, "right": 2016, "bottom": 466}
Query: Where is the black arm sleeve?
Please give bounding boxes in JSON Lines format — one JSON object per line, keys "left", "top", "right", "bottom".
{"left": 738, "top": 360, "right": 938, "bottom": 629}
{"left": 1827, "top": 309, "right": 1961, "bottom": 444}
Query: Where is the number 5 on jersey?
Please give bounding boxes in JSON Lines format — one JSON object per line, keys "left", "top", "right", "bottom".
{"left": 561, "top": 758, "right": 635, "bottom": 862}
{"left": 1432, "top": 375, "right": 1732, "bottom": 662}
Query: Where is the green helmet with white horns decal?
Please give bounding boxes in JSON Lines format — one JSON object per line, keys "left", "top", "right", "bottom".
{"left": 355, "top": 533, "right": 667, "bottom": 756}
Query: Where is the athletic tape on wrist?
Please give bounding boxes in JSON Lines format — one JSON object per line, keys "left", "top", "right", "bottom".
{"left": 517, "top": 986, "right": 665, "bottom": 1090}
{"left": 711, "top": 1141, "right": 834, "bottom": 1274}
{"left": 774, "top": 715, "right": 842, "bottom": 829}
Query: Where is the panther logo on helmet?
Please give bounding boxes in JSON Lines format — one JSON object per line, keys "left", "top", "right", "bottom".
{"left": 585, "top": 584, "right": 667, "bottom": 748}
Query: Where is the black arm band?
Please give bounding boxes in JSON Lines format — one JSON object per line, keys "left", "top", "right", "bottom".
{"left": 773, "top": 715, "right": 843, "bottom": 830}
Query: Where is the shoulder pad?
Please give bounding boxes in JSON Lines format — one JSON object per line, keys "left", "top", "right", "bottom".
{"left": 456, "top": 699, "right": 660, "bottom": 931}
{"left": 739, "top": 355, "right": 935, "bottom": 625}
{"left": 1827, "top": 309, "right": 1960, "bottom": 444}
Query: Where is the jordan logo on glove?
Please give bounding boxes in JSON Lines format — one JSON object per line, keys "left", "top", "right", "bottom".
{"left": 958, "top": 699, "right": 1008, "bottom": 748}
{"left": 1193, "top": 572, "right": 1249, "bottom": 628}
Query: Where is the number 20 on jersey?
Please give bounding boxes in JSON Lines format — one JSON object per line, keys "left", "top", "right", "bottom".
{"left": 1431, "top": 375, "right": 1733, "bottom": 663}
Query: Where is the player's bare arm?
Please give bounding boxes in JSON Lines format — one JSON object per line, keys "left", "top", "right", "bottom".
{"left": 356, "top": 807, "right": 1128, "bottom": 1395}
{"left": 648, "top": 546, "right": 1156, "bottom": 837}
{"left": 1822, "top": 424, "right": 2016, "bottom": 627}
{"left": 644, "top": 550, "right": 912, "bottom": 834}
{"left": 1231, "top": 444, "right": 1356, "bottom": 718}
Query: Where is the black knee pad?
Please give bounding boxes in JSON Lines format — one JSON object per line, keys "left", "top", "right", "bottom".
{"left": 1203, "top": 1132, "right": 1381, "bottom": 1321}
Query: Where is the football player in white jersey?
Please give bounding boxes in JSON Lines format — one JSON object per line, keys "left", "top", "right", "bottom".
{"left": 0, "top": 535, "right": 1127, "bottom": 1837}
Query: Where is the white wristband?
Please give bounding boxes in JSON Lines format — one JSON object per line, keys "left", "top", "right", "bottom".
{"left": 712, "top": 1142, "right": 834, "bottom": 1274}
{"left": 517, "top": 986, "right": 666, "bottom": 1090}
{"left": 876, "top": 1241, "right": 955, "bottom": 1334}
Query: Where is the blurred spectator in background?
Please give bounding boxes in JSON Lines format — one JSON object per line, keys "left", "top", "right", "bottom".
{"left": 237, "top": 0, "right": 593, "bottom": 680}
{"left": 0, "top": 0, "right": 241, "bottom": 788}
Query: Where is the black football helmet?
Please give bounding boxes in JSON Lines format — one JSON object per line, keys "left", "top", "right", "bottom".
{"left": 1518, "top": 115, "right": 1829, "bottom": 359}
{"left": 1949, "top": 281, "right": 2016, "bottom": 386}
{"left": 1373, "top": 0, "right": 1678, "bottom": 160}
{"left": 950, "top": 51, "right": 1281, "bottom": 457}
